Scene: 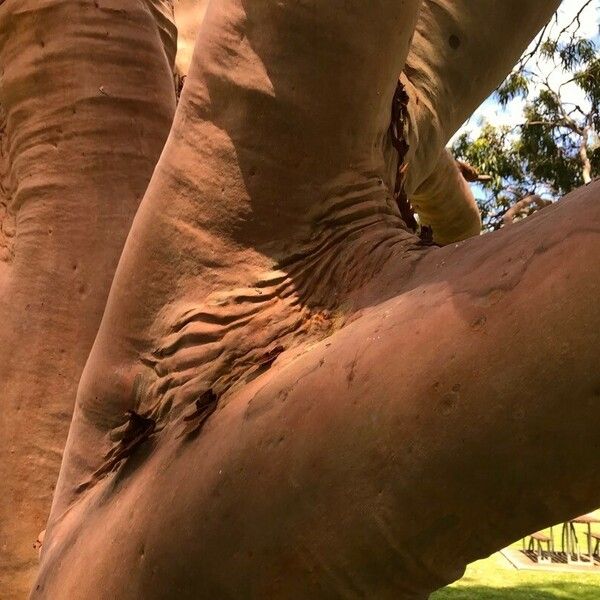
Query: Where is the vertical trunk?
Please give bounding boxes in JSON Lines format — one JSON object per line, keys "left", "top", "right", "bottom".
{"left": 0, "top": 1, "right": 176, "bottom": 596}
{"left": 47, "top": 0, "right": 424, "bottom": 523}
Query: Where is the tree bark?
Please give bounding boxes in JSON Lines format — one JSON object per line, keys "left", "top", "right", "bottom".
{"left": 29, "top": 1, "right": 599, "bottom": 599}
{"left": 0, "top": 1, "right": 176, "bottom": 596}
{"left": 1, "top": 0, "right": 594, "bottom": 598}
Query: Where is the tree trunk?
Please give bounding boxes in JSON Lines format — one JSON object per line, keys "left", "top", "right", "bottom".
{"left": 0, "top": 1, "right": 176, "bottom": 596}
{"left": 2, "top": 1, "right": 595, "bottom": 599}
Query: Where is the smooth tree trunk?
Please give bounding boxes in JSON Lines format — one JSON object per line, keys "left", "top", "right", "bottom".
{"left": 0, "top": 1, "right": 176, "bottom": 597}
{"left": 26, "top": 1, "right": 600, "bottom": 599}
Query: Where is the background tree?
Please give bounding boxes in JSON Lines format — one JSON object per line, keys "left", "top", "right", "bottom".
{"left": 452, "top": 0, "right": 599, "bottom": 230}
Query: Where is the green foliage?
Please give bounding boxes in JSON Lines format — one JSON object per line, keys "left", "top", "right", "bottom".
{"left": 496, "top": 72, "right": 530, "bottom": 106}
{"left": 575, "top": 56, "right": 600, "bottom": 130}
{"left": 452, "top": 6, "right": 599, "bottom": 231}
{"left": 558, "top": 37, "right": 596, "bottom": 70}
{"left": 452, "top": 126, "right": 523, "bottom": 227}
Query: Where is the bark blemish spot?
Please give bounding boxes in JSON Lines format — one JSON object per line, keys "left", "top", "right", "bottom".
{"left": 449, "top": 35, "right": 460, "bottom": 50}
{"left": 441, "top": 392, "right": 459, "bottom": 414}
{"left": 471, "top": 315, "right": 487, "bottom": 331}
{"left": 180, "top": 389, "right": 219, "bottom": 437}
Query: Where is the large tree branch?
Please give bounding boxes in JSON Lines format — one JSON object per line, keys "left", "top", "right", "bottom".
{"left": 34, "top": 182, "right": 600, "bottom": 600}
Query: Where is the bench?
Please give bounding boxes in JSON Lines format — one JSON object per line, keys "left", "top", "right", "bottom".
{"left": 524, "top": 529, "right": 554, "bottom": 563}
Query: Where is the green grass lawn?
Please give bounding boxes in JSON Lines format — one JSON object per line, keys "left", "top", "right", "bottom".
{"left": 431, "top": 519, "right": 600, "bottom": 599}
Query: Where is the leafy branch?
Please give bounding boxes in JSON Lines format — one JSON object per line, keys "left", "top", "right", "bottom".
{"left": 452, "top": 1, "right": 599, "bottom": 231}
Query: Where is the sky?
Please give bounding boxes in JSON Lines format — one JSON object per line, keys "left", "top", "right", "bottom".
{"left": 451, "top": 0, "right": 599, "bottom": 144}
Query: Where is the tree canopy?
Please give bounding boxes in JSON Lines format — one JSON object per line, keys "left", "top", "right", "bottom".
{"left": 452, "top": 0, "right": 599, "bottom": 230}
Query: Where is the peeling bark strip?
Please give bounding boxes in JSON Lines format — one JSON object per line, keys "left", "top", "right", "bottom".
{"left": 257, "top": 345, "right": 285, "bottom": 369}
{"left": 102, "top": 411, "right": 155, "bottom": 464}
{"left": 418, "top": 225, "right": 438, "bottom": 247}
{"left": 390, "top": 80, "right": 418, "bottom": 232}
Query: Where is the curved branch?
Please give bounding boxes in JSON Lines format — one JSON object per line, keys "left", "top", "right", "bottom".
{"left": 34, "top": 182, "right": 600, "bottom": 600}
{"left": 502, "top": 194, "right": 553, "bottom": 226}
{"left": 410, "top": 149, "right": 482, "bottom": 245}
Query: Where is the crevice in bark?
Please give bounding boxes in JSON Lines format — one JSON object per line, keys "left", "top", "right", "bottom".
{"left": 80, "top": 409, "right": 157, "bottom": 491}
{"left": 390, "top": 79, "right": 418, "bottom": 233}
{"left": 0, "top": 103, "right": 14, "bottom": 263}
{"left": 175, "top": 73, "right": 186, "bottom": 102}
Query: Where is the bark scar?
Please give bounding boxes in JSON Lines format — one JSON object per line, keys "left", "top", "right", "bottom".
{"left": 77, "top": 410, "right": 156, "bottom": 492}
{"left": 180, "top": 389, "right": 219, "bottom": 437}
